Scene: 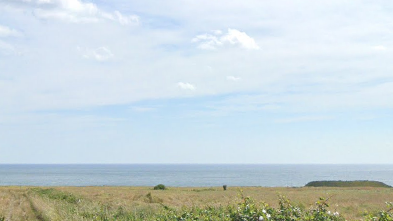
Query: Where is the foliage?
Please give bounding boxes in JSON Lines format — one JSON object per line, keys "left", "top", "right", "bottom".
{"left": 0, "top": 215, "right": 4, "bottom": 221}
{"left": 31, "top": 188, "right": 81, "bottom": 204}
{"left": 305, "top": 181, "right": 391, "bottom": 188}
{"left": 365, "top": 202, "right": 393, "bottom": 221}
{"left": 155, "top": 194, "right": 346, "bottom": 221}
{"left": 154, "top": 184, "right": 166, "bottom": 190}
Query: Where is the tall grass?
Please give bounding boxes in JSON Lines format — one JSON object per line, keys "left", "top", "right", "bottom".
{"left": 1, "top": 187, "right": 393, "bottom": 220}
{"left": 25, "top": 188, "right": 393, "bottom": 220}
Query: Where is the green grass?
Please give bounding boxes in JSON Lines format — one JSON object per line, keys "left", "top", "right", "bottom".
{"left": 305, "top": 180, "right": 392, "bottom": 188}
{"left": 31, "top": 188, "right": 81, "bottom": 204}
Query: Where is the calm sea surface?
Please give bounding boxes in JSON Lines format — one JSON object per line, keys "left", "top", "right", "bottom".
{"left": 1, "top": 164, "right": 393, "bottom": 187}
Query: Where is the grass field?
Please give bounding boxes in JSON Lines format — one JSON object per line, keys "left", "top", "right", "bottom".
{"left": 1, "top": 186, "right": 393, "bottom": 220}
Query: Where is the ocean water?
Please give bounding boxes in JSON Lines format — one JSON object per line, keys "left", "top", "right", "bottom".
{"left": 1, "top": 164, "right": 393, "bottom": 187}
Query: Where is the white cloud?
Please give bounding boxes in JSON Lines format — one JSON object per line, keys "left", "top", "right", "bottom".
{"left": 177, "top": 82, "right": 196, "bottom": 90}
{"left": 37, "top": 0, "right": 51, "bottom": 4}
{"left": 2, "top": 0, "right": 139, "bottom": 25}
{"left": 77, "top": 46, "right": 114, "bottom": 61}
{"left": 58, "top": 0, "right": 97, "bottom": 13}
{"left": 222, "top": 29, "right": 260, "bottom": 50}
{"left": 226, "top": 76, "right": 241, "bottom": 81}
{"left": 372, "top": 45, "right": 387, "bottom": 51}
{"left": 192, "top": 28, "right": 259, "bottom": 50}
{"left": 192, "top": 33, "right": 222, "bottom": 50}
{"left": 111, "top": 11, "right": 139, "bottom": 26}
{"left": 0, "top": 25, "right": 21, "bottom": 37}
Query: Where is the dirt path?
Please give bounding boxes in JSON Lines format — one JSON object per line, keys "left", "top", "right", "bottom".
{"left": 0, "top": 188, "right": 38, "bottom": 221}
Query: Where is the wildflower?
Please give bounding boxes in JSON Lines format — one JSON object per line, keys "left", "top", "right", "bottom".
{"left": 327, "top": 211, "right": 331, "bottom": 215}
{"left": 258, "top": 216, "right": 264, "bottom": 221}
{"left": 333, "top": 212, "right": 339, "bottom": 216}
{"left": 262, "top": 209, "right": 266, "bottom": 214}
{"left": 266, "top": 213, "right": 271, "bottom": 219}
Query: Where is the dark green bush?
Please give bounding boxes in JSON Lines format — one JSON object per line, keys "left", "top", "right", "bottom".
{"left": 153, "top": 184, "right": 166, "bottom": 190}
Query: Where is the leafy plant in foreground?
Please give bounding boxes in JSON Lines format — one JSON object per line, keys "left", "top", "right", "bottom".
{"left": 365, "top": 202, "right": 393, "bottom": 221}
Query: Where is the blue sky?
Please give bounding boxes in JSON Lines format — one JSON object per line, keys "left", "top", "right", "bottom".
{"left": 0, "top": 0, "right": 392, "bottom": 164}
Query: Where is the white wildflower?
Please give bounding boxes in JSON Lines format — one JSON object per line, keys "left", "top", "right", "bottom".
{"left": 262, "top": 209, "right": 266, "bottom": 213}
{"left": 259, "top": 216, "right": 264, "bottom": 221}
{"left": 267, "top": 213, "right": 271, "bottom": 219}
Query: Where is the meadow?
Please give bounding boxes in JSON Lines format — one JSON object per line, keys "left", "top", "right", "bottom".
{"left": 0, "top": 186, "right": 393, "bottom": 220}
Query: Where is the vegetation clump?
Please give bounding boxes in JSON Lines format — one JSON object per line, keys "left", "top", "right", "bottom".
{"left": 31, "top": 188, "right": 81, "bottom": 204}
{"left": 153, "top": 184, "right": 166, "bottom": 190}
{"left": 145, "top": 192, "right": 163, "bottom": 203}
{"left": 305, "top": 180, "right": 391, "bottom": 188}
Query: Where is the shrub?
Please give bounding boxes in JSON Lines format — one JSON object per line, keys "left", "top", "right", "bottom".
{"left": 153, "top": 184, "right": 166, "bottom": 190}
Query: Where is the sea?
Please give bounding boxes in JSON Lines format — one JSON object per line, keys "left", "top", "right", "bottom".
{"left": 1, "top": 164, "right": 393, "bottom": 187}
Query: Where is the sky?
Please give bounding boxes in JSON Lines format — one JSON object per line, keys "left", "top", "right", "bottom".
{"left": 0, "top": 0, "right": 393, "bottom": 164}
